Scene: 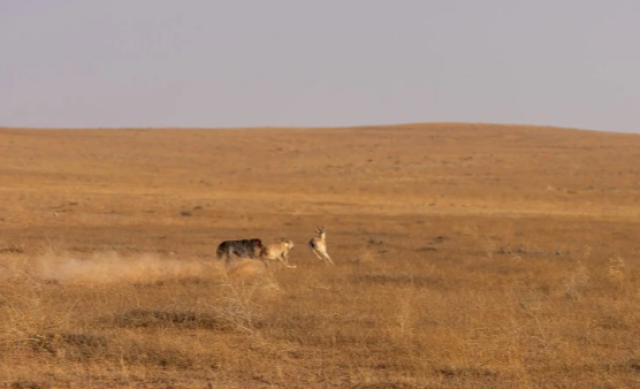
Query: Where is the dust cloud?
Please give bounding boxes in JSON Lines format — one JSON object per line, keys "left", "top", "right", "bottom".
{"left": 32, "top": 251, "right": 224, "bottom": 283}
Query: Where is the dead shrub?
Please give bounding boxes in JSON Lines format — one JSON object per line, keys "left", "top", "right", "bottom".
{"left": 563, "top": 262, "right": 590, "bottom": 299}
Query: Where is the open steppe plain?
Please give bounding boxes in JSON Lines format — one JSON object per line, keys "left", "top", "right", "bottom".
{"left": 1, "top": 123, "right": 640, "bottom": 388}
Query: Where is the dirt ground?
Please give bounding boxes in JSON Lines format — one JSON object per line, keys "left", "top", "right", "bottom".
{"left": 1, "top": 123, "right": 640, "bottom": 388}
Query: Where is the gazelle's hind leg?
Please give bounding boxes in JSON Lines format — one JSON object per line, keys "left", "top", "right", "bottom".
{"left": 322, "top": 251, "right": 334, "bottom": 265}
{"left": 312, "top": 248, "right": 334, "bottom": 265}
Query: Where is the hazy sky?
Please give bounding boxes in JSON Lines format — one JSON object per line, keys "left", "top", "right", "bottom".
{"left": 2, "top": 1, "right": 639, "bottom": 132}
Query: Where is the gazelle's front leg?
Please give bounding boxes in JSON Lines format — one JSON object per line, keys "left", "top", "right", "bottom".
{"left": 311, "top": 249, "right": 325, "bottom": 262}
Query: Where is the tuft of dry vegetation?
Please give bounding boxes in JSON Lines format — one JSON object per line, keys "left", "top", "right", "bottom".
{"left": 1, "top": 123, "right": 640, "bottom": 388}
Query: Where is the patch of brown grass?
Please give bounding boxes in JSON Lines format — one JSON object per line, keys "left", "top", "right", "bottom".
{"left": 2, "top": 124, "right": 640, "bottom": 387}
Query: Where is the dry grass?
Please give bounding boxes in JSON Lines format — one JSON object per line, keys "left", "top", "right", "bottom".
{"left": 1, "top": 123, "right": 640, "bottom": 388}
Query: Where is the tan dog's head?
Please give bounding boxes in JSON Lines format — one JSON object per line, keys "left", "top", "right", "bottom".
{"left": 279, "top": 238, "right": 294, "bottom": 250}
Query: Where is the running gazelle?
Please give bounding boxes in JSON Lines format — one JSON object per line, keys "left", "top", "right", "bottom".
{"left": 309, "top": 226, "right": 334, "bottom": 265}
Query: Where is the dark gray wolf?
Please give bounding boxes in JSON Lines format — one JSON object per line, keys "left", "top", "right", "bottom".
{"left": 216, "top": 239, "right": 263, "bottom": 261}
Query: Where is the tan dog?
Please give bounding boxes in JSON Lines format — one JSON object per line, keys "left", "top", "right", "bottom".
{"left": 260, "top": 240, "right": 296, "bottom": 268}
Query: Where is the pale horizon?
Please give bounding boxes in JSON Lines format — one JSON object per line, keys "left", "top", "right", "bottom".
{"left": 2, "top": 1, "right": 639, "bottom": 133}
